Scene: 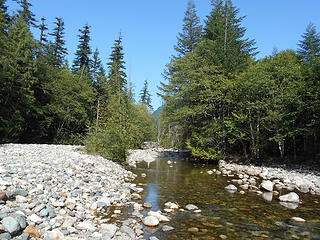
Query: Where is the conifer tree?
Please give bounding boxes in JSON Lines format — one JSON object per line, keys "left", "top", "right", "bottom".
{"left": 204, "top": 0, "right": 257, "bottom": 73}
{"left": 15, "top": 0, "right": 36, "bottom": 27}
{"left": 72, "top": 24, "right": 92, "bottom": 75}
{"left": 0, "top": 0, "right": 10, "bottom": 33}
{"left": 39, "top": 17, "right": 48, "bottom": 44}
{"left": 139, "top": 80, "right": 152, "bottom": 110}
{"left": 174, "top": 0, "right": 203, "bottom": 57}
{"left": 49, "top": 17, "right": 67, "bottom": 67}
{"left": 297, "top": 23, "right": 320, "bottom": 65}
{"left": 107, "top": 34, "right": 127, "bottom": 95}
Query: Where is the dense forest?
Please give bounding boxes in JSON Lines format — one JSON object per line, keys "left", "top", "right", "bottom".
{"left": 160, "top": 0, "right": 320, "bottom": 161}
{"left": 1, "top": 0, "right": 320, "bottom": 163}
{"left": 0, "top": 0, "right": 156, "bottom": 162}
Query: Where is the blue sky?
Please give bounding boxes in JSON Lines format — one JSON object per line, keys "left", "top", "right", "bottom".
{"left": 6, "top": 0, "right": 320, "bottom": 110}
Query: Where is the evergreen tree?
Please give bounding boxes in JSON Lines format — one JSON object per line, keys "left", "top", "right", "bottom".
{"left": 72, "top": 24, "right": 92, "bottom": 74}
{"left": 49, "top": 17, "right": 67, "bottom": 67}
{"left": 139, "top": 79, "right": 152, "bottom": 110}
{"left": 204, "top": 0, "right": 257, "bottom": 73}
{"left": 38, "top": 17, "right": 48, "bottom": 44}
{"left": 107, "top": 34, "right": 127, "bottom": 95}
{"left": 15, "top": 0, "right": 36, "bottom": 27}
{"left": 174, "top": 0, "right": 203, "bottom": 57}
{"left": 297, "top": 23, "right": 320, "bottom": 65}
{"left": 0, "top": 0, "right": 10, "bottom": 33}
{"left": 91, "top": 48, "right": 105, "bottom": 83}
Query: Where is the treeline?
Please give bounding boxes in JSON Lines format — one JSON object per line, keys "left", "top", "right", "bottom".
{"left": 0, "top": 0, "right": 156, "bottom": 162}
{"left": 160, "top": 0, "right": 320, "bottom": 161}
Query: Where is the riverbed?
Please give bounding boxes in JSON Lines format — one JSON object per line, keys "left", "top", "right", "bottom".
{"left": 133, "top": 155, "right": 320, "bottom": 240}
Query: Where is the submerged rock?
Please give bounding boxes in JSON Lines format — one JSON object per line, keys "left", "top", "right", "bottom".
{"left": 185, "top": 204, "right": 199, "bottom": 211}
{"left": 143, "top": 216, "right": 159, "bottom": 227}
{"left": 225, "top": 184, "right": 237, "bottom": 191}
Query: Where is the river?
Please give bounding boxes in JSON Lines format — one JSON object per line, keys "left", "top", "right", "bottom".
{"left": 131, "top": 155, "right": 320, "bottom": 240}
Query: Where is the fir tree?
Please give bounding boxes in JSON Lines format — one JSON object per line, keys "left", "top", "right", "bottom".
{"left": 91, "top": 48, "right": 106, "bottom": 84}
{"left": 15, "top": 0, "right": 36, "bottom": 27}
{"left": 204, "top": 0, "right": 257, "bottom": 73}
{"left": 49, "top": 17, "right": 67, "bottom": 67}
{"left": 139, "top": 79, "right": 152, "bottom": 110}
{"left": 38, "top": 17, "right": 48, "bottom": 44}
{"left": 107, "top": 34, "right": 127, "bottom": 95}
{"left": 297, "top": 23, "right": 320, "bottom": 65}
{"left": 0, "top": 0, "right": 10, "bottom": 33}
{"left": 72, "top": 24, "right": 92, "bottom": 74}
{"left": 174, "top": 0, "right": 203, "bottom": 57}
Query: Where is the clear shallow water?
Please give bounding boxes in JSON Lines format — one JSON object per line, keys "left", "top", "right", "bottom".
{"left": 134, "top": 156, "right": 320, "bottom": 240}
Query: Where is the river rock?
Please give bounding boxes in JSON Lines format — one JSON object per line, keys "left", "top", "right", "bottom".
{"left": 11, "top": 214, "right": 27, "bottom": 229}
{"left": 43, "top": 229, "right": 65, "bottom": 240}
{"left": 164, "top": 202, "right": 179, "bottom": 209}
{"left": 101, "top": 224, "right": 118, "bottom": 238}
{"left": 143, "top": 202, "right": 152, "bottom": 208}
{"left": 185, "top": 204, "right": 198, "bottom": 211}
{"left": 143, "top": 216, "right": 159, "bottom": 227}
{"left": 291, "top": 217, "right": 306, "bottom": 222}
{"left": 15, "top": 195, "right": 28, "bottom": 203}
{"left": 260, "top": 180, "right": 274, "bottom": 192}
{"left": 24, "top": 225, "right": 41, "bottom": 238}
{"left": 0, "top": 233, "right": 11, "bottom": 239}
{"left": 0, "top": 191, "right": 8, "bottom": 201}
{"left": 162, "top": 225, "right": 174, "bottom": 232}
{"left": 225, "top": 184, "right": 237, "bottom": 191}
{"left": 29, "top": 214, "right": 42, "bottom": 223}
{"left": 76, "top": 221, "right": 96, "bottom": 231}
{"left": 1, "top": 216, "right": 21, "bottom": 235}
{"left": 280, "top": 201, "right": 299, "bottom": 209}
{"left": 279, "top": 192, "right": 299, "bottom": 203}
{"left": 188, "top": 227, "right": 199, "bottom": 233}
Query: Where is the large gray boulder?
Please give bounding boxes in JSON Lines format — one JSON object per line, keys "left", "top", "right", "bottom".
{"left": 1, "top": 216, "right": 21, "bottom": 235}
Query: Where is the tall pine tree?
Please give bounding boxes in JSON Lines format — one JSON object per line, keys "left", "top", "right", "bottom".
{"left": 49, "top": 17, "right": 67, "bottom": 67}
{"left": 38, "top": 17, "right": 48, "bottom": 45}
{"left": 297, "top": 23, "right": 320, "bottom": 65}
{"left": 174, "top": 0, "right": 202, "bottom": 57}
{"left": 106, "top": 34, "right": 127, "bottom": 95}
{"left": 72, "top": 24, "right": 92, "bottom": 75}
{"left": 204, "top": 0, "right": 257, "bottom": 73}
{"left": 15, "top": 0, "right": 36, "bottom": 27}
{"left": 139, "top": 79, "right": 152, "bottom": 110}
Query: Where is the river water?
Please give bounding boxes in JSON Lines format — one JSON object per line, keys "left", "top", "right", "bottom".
{"left": 132, "top": 155, "right": 320, "bottom": 240}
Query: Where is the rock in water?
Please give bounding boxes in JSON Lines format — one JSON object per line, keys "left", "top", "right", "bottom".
{"left": 260, "top": 180, "right": 274, "bottom": 192}
{"left": 224, "top": 184, "right": 237, "bottom": 191}
{"left": 162, "top": 225, "right": 174, "bottom": 232}
{"left": 279, "top": 192, "right": 300, "bottom": 203}
{"left": 1, "top": 216, "right": 21, "bottom": 235}
{"left": 185, "top": 204, "right": 199, "bottom": 210}
{"left": 291, "top": 217, "right": 306, "bottom": 222}
{"left": 143, "top": 216, "right": 159, "bottom": 227}
{"left": 262, "top": 192, "right": 273, "bottom": 202}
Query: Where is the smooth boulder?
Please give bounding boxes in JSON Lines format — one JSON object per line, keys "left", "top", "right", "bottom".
{"left": 143, "top": 216, "right": 159, "bottom": 227}
{"left": 260, "top": 180, "right": 274, "bottom": 192}
{"left": 279, "top": 192, "right": 299, "bottom": 203}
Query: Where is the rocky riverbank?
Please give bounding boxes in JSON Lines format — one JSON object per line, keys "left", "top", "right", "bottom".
{"left": 0, "top": 144, "right": 146, "bottom": 240}
{"left": 217, "top": 160, "right": 320, "bottom": 206}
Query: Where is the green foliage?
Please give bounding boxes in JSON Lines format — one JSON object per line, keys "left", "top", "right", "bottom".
{"left": 139, "top": 80, "right": 152, "bottom": 110}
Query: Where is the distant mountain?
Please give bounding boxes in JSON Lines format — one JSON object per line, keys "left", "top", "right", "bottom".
{"left": 152, "top": 106, "right": 163, "bottom": 117}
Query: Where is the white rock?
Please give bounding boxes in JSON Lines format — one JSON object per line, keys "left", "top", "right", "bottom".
{"left": 15, "top": 195, "right": 28, "bottom": 203}
{"left": 279, "top": 192, "right": 300, "bottom": 203}
{"left": 143, "top": 216, "right": 159, "bottom": 227}
{"left": 43, "top": 229, "right": 65, "bottom": 240}
{"left": 185, "top": 204, "right": 199, "bottom": 210}
{"left": 76, "top": 221, "right": 96, "bottom": 231}
{"left": 100, "top": 224, "right": 118, "bottom": 237}
{"left": 224, "top": 184, "right": 237, "bottom": 191}
{"left": 29, "top": 214, "right": 42, "bottom": 223}
{"left": 291, "top": 217, "right": 306, "bottom": 222}
{"left": 207, "top": 170, "right": 213, "bottom": 175}
{"left": 262, "top": 192, "right": 273, "bottom": 202}
{"left": 164, "top": 202, "right": 179, "bottom": 209}
{"left": 260, "top": 180, "right": 274, "bottom": 192}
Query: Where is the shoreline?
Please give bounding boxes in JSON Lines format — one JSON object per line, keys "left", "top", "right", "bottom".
{"left": 218, "top": 160, "right": 320, "bottom": 197}
{"left": 0, "top": 144, "right": 144, "bottom": 240}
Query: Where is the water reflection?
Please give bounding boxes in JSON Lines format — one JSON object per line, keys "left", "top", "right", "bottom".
{"left": 135, "top": 157, "right": 320, "bottom": 240}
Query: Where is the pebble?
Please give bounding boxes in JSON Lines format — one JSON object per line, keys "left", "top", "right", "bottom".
{"left": 188, "top": 227, "right": 199, "bottom": 233}
{"left": 143, "top": 216, "right": 159, "bottom": 227}
{"left": 162, "top": 225, "right": 174, "bottom": 231}
{"left": 185, "top": 204, "right": 198, "bottom": 211}
{"left": 225, "top": 184, "right": 237, "bottom": 191}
